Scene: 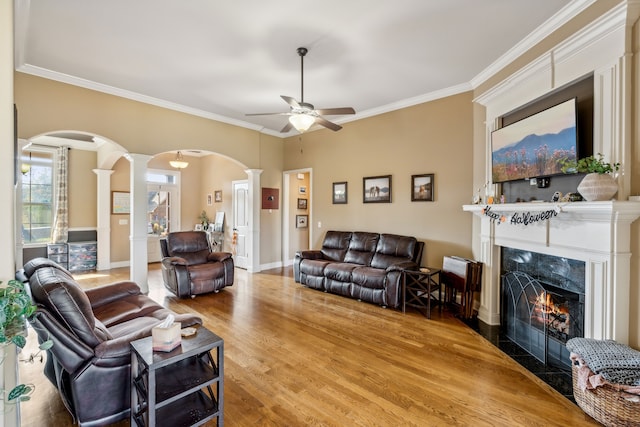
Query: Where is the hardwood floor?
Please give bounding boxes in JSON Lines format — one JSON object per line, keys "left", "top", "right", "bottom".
{"left": 19, "top": 264, "right": 598, "bottom": 426}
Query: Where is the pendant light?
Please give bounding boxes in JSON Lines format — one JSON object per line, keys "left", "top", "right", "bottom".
{"left": 169, "top": 151, "right": 189, "bottom": 169}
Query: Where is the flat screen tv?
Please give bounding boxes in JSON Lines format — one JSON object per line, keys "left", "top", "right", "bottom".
{"left": 491, "top": 98, "right": 578, "bottom": 183}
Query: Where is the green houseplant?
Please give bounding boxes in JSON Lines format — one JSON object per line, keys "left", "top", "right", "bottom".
{"left": 561, "top": 153, "right": 620, "bottom": 201}
{"left": 560, "top": 153, "right": 620, "bottom": 174}
{"left": 0, "top": 280, "right": 52, "bottom": 403}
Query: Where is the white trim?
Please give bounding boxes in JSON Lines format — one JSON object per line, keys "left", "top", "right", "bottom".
{"left": 471, "top": 0, "right": 597, "bottom": 89}
{"left": 261, "top": 261, "right": 283, "bottom": 271}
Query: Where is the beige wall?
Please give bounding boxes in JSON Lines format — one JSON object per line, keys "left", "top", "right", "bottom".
{"left": 14, "top": 74, "right": 265, "bottom": 167}
{"left": 68, "top": 149, "right": 97, "bottom": 228}
{"left": 284, "top": 92, "right": 475, "bottom": 268}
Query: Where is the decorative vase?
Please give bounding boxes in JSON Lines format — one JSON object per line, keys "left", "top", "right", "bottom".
{"left": 577, "top": 173, "right": 618, "bottom": 201}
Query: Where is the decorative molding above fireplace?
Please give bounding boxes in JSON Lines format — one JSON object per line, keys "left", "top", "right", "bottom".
{"left": 463, "top": 201, "right": 640, "bottom": 345}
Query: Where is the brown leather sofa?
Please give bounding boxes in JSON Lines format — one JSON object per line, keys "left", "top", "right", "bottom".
{"left": 160, "top": 231, "right": 234, "bottom": 298}
{"left": 294, "top": 231, "right": 424, "bottom": 309}
{"left": 19, "top": 258, "right": 202, "bottom": 427}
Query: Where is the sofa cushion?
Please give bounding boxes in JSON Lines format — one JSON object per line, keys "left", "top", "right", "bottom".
{"left": 371, "top": 234, "right": 417, "bottom": 269}
{"left": 344, "top": 232, "right": 379, "bottom": 266}
{"left": 320, "top": 231, "right": 352, "bottom": 261}
{"left": 324, "top": 263, "right": 359, "bottom": 282}
{"left": 300, "top": 259, "right": 332, "bottom": 277}
{"left": 352, "top": 266, "right": 387, "bottom": 289}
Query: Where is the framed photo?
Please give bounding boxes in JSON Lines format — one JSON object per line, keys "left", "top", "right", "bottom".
{"left": 332, "top": 182, "right": 347, "bottom": 204}
{"left": 299, "top": 185, "right": 307, "bottom": 194}
{"left": 214, "top": 190, "right": 222, "bottom": 203}
{"left": 195, "top": 224, "right": 203, "bottom": 231}
{"left": 411, "top": 174, "right": 434, "bottom": 202}
{"left": 297, "top": 198, "right": 308, "bottom": 210}
{"left": 261, "top": 188, "right": 279, "bottom": 210}
{"left": 296, "top": 215, "right": 308, "bottom": 228}
{"left": 207, "top": 194, "right": 213, "bottom": 206}
{"left": 363, "top": 175, "right": 391, "bottom": 203}
{"left": 111, "top": 191, "right": 130, "bottom": 214}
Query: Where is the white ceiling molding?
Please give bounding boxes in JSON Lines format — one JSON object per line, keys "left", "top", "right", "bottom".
{"left": 470, "top": 0, "right": 597, "bottom": 89}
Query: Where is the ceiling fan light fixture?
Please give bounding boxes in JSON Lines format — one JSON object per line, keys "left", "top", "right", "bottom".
{"left": 169, "top": 151, "right": 189, "bottom": 169}
{"left": 289, "top": 114, "right": 315, "bottom": 133}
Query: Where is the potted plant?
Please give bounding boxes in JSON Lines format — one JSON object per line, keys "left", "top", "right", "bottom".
{"left": 561, "top": 153, "right": 620, "bottom": 201}
{"left": 0, "top": 280, "right": 52, "bottom": 403}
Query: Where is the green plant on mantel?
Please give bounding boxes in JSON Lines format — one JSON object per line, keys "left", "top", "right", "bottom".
{"left": 560, "top": 153, "right": 620, "bottom": 174}
{"left": 0, "top": 280, "right": 52, "bottom": 403}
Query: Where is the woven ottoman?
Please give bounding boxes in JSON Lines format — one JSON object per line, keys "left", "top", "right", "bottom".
{"left": 566, "top": 338, "right": 640, "bottom": 427}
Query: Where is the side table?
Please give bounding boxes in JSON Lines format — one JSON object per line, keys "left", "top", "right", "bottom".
{"left": 130, "top": 326, "right": 224, "bottom": 427}
{"left": 402, "top": 268, "right": 441, "bottom": 319}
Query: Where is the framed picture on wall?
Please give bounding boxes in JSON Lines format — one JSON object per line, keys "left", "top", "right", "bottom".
{"left": 297, "top": 198, "right": 307, "bottom": 210}
{"left": 411, "top": 174, "right": 434, "bottom": 202}
{"left": 111, "top": 191, "right": 130, "bottom": 214}
{"left": 296, "top": 215, "right": 308, "bottom": 228}
{"left": 207, "top": 194, "right": 213, "bottom": 206}
{"left": 332, "top": 182, "right": 347, "bottom": 204}
{"left": 363, "top": 175, "right": 391, "bottom": 203}
{"left": 214, "top": 190, "right": 222, "bottom": 203}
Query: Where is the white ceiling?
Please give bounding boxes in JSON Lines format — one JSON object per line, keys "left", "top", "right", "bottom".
{"left": 15, "top": 1, "right": 589, "bottom": 137}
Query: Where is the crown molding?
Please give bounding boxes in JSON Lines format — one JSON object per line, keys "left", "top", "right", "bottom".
{"left": 470, "top": 0, "right": 597, "bottom": 89}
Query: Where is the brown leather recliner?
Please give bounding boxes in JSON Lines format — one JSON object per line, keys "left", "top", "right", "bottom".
{"left": 19, "top": 258, "right": 202, "bottom": 427}
{"left": 160, "top": 231, "right": 234, "bottom": 298}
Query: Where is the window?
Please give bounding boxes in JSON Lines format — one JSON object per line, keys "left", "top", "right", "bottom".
{"left": 21, "top": 149, "right": 55, "bottom": 244}
{"left": 147, "top": 169, "right": 180, "bottom": 236}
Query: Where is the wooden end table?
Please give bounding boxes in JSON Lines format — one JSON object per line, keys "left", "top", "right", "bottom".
{"left": 130, "top": 326, "right": 224, "bottom": 427}
{"left": 402, "top": 268, "right": 441, "bottom": 319}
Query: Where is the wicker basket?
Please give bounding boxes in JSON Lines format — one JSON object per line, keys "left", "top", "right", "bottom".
{"left": 572, "top": 364, "right": 640, "bottom": 426}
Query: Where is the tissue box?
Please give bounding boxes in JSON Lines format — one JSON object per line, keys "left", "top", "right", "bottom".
{"left": 152, "top": 322, "right": 181, "bottom": 352}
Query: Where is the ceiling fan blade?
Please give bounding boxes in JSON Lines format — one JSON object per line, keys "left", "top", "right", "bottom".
{"left": 315, "top": 107, "right": 355, "bottom": 116}
{"left": 315, "top": 116, "right": 342, "bottom": 132}
{"left": 245, "top": 112, "right": 291, "bottom": 116}
{"left": 280, "top": 121, "right": 293, "bottom": 133}
{"left": 281, "top": 95, "right": 301, "bottom": 108}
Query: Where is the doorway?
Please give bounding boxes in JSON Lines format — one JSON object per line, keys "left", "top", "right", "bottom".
{"left": 282, "top": 169, "right": 312, "bottom": 266}
{"left": 232, "top": 180, "right": 249, "bottom": 269}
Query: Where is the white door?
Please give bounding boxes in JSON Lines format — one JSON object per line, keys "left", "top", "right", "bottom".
{"left": 233, "top": 180, "right": 249, "bottom": 269}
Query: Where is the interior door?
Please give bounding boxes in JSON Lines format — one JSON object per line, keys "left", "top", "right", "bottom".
{"left": 232, "top": 180, "right": 249, "bottom": 269}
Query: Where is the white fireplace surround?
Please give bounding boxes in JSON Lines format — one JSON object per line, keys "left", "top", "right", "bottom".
{"left": 464, "top": 202, "right": 640, "bottom": 345}
{"left": 470, "top": 2, "right": 640, "bottom": 345}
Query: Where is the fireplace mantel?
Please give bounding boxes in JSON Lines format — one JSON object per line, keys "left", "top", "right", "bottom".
{"left": 463, "top": 201, "right": 640, "bottom": 345}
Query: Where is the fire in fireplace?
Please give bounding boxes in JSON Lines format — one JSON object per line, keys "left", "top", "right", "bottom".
{"left": 501, "top": 248, "right": 585, "bottom": 370}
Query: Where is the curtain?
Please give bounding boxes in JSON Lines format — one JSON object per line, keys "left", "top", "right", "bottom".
{"left": 51, "top": 146, "right": 68, "bottom": 243}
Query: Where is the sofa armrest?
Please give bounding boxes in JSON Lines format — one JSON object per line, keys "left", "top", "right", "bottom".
{"left": 207, "top": 252, "right": 232, "bottom": 263}
{"left": 85, "top": 281, "right": 142, "bottom": 309}
{"left": 386, "top": 261, "right": 419, "bottom": 272}
{"left": 296, "top": 250, "right": 324, "bottom": 260}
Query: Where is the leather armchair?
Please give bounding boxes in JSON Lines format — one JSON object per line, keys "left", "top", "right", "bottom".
{"left": 19, "top": 258, "right": 202, "bottom": 427}
{"left": 160, "top": 231, "right": 234, "bottom": 298}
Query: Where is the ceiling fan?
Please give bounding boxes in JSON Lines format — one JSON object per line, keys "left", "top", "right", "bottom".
{"left": 247, "top": 47, "right": 356, "bottom": 133}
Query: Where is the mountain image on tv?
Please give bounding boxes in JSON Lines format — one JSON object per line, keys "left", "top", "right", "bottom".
{"left": 491, "top": 98, "right": 578, "bottom": 183}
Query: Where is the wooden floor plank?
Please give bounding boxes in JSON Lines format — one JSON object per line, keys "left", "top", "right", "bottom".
{"left": 19, "top": 264, "right": 598, "bottom": 426}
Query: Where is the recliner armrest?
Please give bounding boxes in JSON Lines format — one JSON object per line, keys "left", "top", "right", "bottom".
{"left": 85, "top": 281, "right": 142, "bottom": 309}
{"left": 30, "top": 310, "right": 94, "bottom": 374}
{"left": 162, "top": 256, "right": 188, "bottom": 266}
{"left": 207, "top": 252, "right": 232, "bottom": 263}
